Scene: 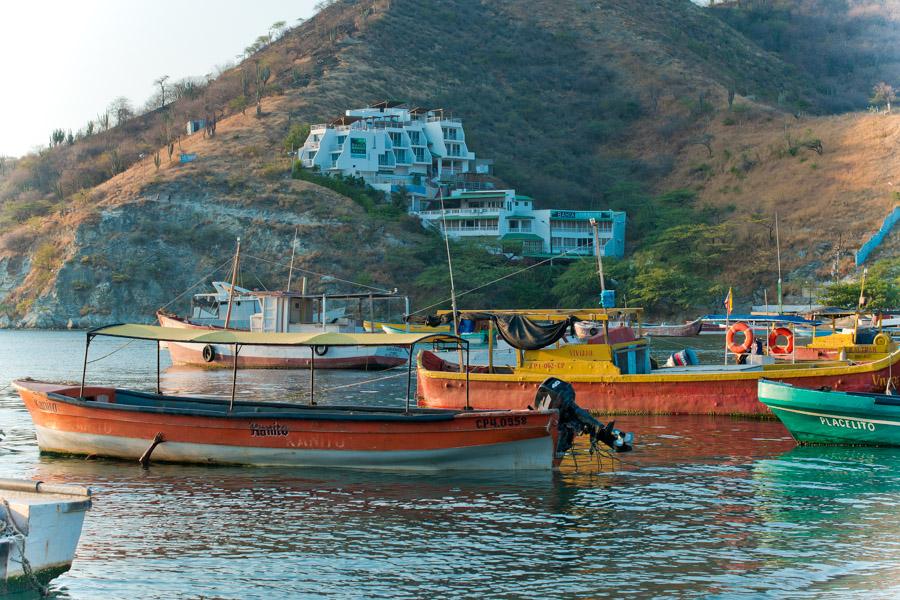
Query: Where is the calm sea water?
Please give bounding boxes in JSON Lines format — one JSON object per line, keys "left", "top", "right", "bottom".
{"left": 3, "top": 331, "right": 900, "bottom": 598}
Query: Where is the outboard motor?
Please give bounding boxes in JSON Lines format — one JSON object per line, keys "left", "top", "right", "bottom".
{"left": 534, "top": 377, "right": 634, "bottom": 456}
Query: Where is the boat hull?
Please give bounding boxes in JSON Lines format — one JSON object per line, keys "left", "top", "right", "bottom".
{"left": 642, "top": 318, "right": 703, "bottom": 337}
{"left": 15, "top": 382, "right": 559, "bottom": 471}
{"left": 1, "top": 480, "right": 91, "bottom": 594}
{"left": 159, "top": 313, "right": 407, "bottom": 370}
{"left": 758, "top": 380, "right": 900, "bottom": 446}
{"left": 417, "top": 351, "right": 900, "bottom": 416}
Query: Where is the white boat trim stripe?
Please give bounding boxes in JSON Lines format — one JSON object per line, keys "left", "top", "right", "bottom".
{"left": 768, "top": 404, "right": 900, "bottom": 427}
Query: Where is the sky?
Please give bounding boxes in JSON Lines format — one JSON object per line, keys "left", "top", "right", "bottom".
{"left": 0, "top": 0, "right": 319, "bottom": 158}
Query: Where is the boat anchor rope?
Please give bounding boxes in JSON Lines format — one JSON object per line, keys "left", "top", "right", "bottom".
{"left": 2, "top": 498, "right": 49, "bottom": 597}
{"left": 139, "top": 432, "right": 166, "bottom": 467}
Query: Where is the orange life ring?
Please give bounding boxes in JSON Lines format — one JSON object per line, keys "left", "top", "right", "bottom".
{"left": 768, "top": 327, "right": 794, "bottom": 355}
{"left": 726, "top": 322, "right": 754, "bottom": 354}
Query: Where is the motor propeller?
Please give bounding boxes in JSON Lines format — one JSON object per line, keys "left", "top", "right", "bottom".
{"left": 534, "top": 377, "right": 634, "bottom": 456}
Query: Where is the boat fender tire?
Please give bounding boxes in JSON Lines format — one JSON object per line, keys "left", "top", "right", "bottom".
{"left": 202, "top": 344, "right": 216, "bottom": 363}
{"left": 874, "top": 333, "right": 891, "bottom": 350}
{"left": 768, "top": 327, "right": 794, "bottom": 355}
{"left": 726, "top": 322, "right": 754, "bottom": 355}
{"left": 314, "top": 345, "right": 328, "bottom": 357}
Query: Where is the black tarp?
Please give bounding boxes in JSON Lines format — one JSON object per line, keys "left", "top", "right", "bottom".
{"left": 407, "top": 312, "right": 575, "bottom": 350}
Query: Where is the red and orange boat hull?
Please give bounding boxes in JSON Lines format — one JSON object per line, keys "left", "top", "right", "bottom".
{"left": 15, "top": 381, "right": 559, "bottom": 471}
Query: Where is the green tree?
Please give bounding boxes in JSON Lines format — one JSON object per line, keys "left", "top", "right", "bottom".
{"left": 820, "top": 260, "right": 900, "bottom": 309}
{"left": 283, "top": 123, "right": 311, "bottom": 152}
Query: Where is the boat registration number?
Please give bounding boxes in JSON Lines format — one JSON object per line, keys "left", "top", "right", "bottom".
{"left": 475, "top": 416, "right": 527, "bottom": 429}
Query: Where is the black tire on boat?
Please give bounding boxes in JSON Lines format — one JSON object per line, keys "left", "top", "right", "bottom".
{"left": 314, "top": 345, "right": 328, "bottom": 357}
{"left": 202, "top": 344, "right": 216, "bottom": 362}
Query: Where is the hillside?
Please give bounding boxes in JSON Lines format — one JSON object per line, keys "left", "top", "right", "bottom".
{"left": 2, "top": 0, "right": 899, "bottom": 326}
{"left": 709, "top": 0, "right": 900, "bottom": 113}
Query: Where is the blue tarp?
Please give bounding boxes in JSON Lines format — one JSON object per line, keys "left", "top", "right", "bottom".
{"left": 702, "top": 314, "right": 822, "bottom": 326}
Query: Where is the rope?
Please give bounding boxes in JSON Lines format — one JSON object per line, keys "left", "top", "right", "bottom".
{"left": 320, "top": 368, "right": 411, "bottom": 392}
{"left": 157, "top": 256, "right": 235, "bottom": 312}
{"left": 87, "top": 339, "right": 137, "bottom": 363}
{"left": 408, "top": 248, "right": 584, "bottom": 316}
{"left": 242, "top": 254, "right": 394, "bottom": 294}
{"left": 2, "top": 498, "right": 49, "bottom": 597}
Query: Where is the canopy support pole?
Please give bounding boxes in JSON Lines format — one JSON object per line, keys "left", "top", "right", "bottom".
{"left": 229, "top": 344, "right": 240, "bottom": 412}
{"left": 156, "top": 340, "right": 161, "bottom": 394}
{"left": 465, "top": 340, "right": 471, "bottom": 411}
{"left": 405, "top": 345, "right": 414, "bottom": 414}
{"left": 487, "top": 320, "right": 495, "bottom": 374}
{"left": 79, "top": 335, "right": 92, "bottom": 399}
{"left": 309, "top": 351, "right": 316, "bottom": 405}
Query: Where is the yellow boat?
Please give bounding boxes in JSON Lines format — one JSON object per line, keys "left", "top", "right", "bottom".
{"left": 416, "top": 309, "right": 900, "bottom": 416}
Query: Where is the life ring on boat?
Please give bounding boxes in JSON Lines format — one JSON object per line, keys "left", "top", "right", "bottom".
{"left": 725, "top": 322, "right": 754, "bottom": 354}
{"left": 313, "top": 345, "right": 328, "bottom": 357}
{"left": 202, "top": 344, "right": 216, "bottom": 362}
{"left": 874, "top": 332, "right": 891, "bottom": 350}
{"left": 767, "top": 327, "right": 794, "bottom": 355}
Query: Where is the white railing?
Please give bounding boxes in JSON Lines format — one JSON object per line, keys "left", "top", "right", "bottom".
{"left": 445, "top": 227, "right": 500, "bottom": 234}
{"left": 417, "top": 207, "right": 501, "bottom": 217}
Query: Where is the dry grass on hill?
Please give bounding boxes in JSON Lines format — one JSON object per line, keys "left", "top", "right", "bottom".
{"left": 663, "top": 106, "right": 900, "bottom": 283}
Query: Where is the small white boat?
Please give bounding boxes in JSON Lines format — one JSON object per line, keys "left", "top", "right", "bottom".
{"left": 1, "top": 478, "right": 92, "bottom": 594}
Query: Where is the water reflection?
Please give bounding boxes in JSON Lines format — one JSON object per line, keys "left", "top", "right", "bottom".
{"left": 6, "top": 332, "right": 900, "bottom": 597}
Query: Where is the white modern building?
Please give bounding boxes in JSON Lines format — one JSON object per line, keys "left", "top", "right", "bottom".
{"left": 416, "top": 189, "right": 626, "bottom": 258}
{"left": 297, "top": 101, "right": 491, "bottom": 205}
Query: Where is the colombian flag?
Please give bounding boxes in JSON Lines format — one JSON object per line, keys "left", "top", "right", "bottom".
{"left": 724, "top": 287, "right": 733, "bottom": 316}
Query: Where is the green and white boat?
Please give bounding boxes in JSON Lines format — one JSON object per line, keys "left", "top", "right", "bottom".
{"left": 758, "top": 379, "right": 900, "bottom": 446}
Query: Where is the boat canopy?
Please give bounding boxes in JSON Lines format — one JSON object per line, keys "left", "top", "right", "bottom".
{"left": 430, "top": 308, "right": 643, "bottom": 322}
{"left": 87, "top": 324, "right": 458, "bottom": 347}
{"left": 701, "top": 314, "right": 821, "bottom": 326}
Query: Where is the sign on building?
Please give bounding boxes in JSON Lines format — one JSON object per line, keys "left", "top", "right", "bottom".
{"left": 350, "top": 137, "right": 366, "bottom": 157}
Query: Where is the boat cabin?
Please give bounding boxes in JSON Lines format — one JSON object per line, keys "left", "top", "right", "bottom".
{"left": 189, "top": 281, "right": 260, "bottom": 329}
{"left": 249, "top": 291, "right": 410, "bottom": 334}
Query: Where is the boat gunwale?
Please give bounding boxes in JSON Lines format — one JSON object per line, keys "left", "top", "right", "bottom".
{"left": 417, "top": 348, "right": 900, "bottom": 383}
{"left": 15, "top": 381, "right": 551, "bottom": 423}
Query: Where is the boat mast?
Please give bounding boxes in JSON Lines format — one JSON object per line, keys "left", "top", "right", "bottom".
{"left": 286, "top": 227, "right": 298, "bottom": 292}
{"left": 223, "top": 237, "right": 241, "bottom": 330}
{"left": 590, "top": 218, "right": 611, "bottom": 337}
{"left": 438, "top": 189, "right": 464, "bottom": 372}
{"left": 775, "top": 212, "right": 783, "bottom": 314}
{"left": 854, "top": 267, "right": 867, "bottom": 342}
{"left": 590, "top": 218, "right": 606, "bottom": 293}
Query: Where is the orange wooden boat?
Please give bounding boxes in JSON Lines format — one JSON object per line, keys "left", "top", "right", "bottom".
{"left": 14, "top": 325, "right": 632, "bottom": 471}
{"left": 415, "top": 313, "right": 900, "bottom": 416}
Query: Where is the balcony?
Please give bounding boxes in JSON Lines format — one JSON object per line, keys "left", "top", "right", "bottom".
{"left": 416, "top": 207, "right": 501, "bottom": 218}
{"left": 306, "top": 141, "right": 320, "bottom": 150}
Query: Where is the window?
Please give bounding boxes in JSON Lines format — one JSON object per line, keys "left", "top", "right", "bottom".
{"left": 509, "top": 220, "right": 519, "bottom": 231}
